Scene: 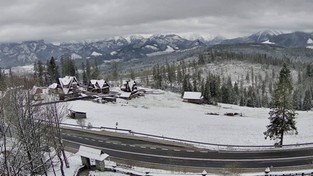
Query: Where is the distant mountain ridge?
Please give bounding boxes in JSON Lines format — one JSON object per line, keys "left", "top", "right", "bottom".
{"left": 0, "top": 31, "right": 312, "bottom": 67}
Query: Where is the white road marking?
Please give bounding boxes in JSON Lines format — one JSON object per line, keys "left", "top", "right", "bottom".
{"left": 98, "top": 140, "right": 104, "bottom": 143}
{"left": 63, "top": 139, "right": 312, "bottom": 162}
{"left": 174, "top": 149, "right": 181, "bottom": 152}
{"left": 186, "top": 150, "right": 194, "bottom": 153}
{"left": 161, "top": 148, "right": 169, "bottom": 151}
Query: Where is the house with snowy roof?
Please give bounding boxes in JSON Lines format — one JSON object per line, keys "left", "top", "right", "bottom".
{"left": 76, "top": 145, "right": 108, "bottom": 171}
{"left": 182, "top": 91, "right": 203, "bottom": 104}
{"left": 120, "top": 80, "right": 137, "bottom": 93}
{"left": 58, "top": 76, "right": 80, "bottom": 97}
{"left": 87, "top": 79, "right": 110, "bottom": 94}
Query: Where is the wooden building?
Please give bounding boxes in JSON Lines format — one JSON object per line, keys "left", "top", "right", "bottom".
{"left": 87, "top": 79, "right": 110, "bottom": 94}
{"left": 182, "top": 91, "right": 203, "bottom": 104}
{"left": 120, "top": 80, "right": 137, "bottom": 93}
{"left": 58, "top": 76, "right": 80, "bottom": 96}
{"left": 68, "top": 109, "right": 87, "bottom": 119}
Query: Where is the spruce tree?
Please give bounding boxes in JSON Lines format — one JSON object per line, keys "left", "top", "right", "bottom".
{"left": 81, "top": 62, "right": 87, "bottom": 85}
{"left": 34, "top": 60, "right": 44, "bottom": 86}
{"left": 111, "top": 61, "right": 118, "bottom": 80}
{"left": 303, "top": 89, "right": 312, "bottom": 111}
{"left": 46, "top": 57, "right": 59, "bottom": 85}
{"left": 86, "top": 60, "right": 91, "bottom": 80}
{"left": 264, "top": 64, "right": 297, "bottom": 146}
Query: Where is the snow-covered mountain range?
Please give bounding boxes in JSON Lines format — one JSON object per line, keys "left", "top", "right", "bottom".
{"left": 0, "top": 31, "right": 312, "bottom": 67}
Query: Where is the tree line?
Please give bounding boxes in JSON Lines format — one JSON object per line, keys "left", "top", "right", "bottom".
{"left": 146, "top": 50, "right": 313, "bottom": 111}
{"left": 33, "top": 57, "right": 100, "bottom": 87}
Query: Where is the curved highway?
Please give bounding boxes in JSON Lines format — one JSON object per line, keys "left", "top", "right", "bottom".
{"left": 61, "top": 127, "right": 313, "bottom": 169}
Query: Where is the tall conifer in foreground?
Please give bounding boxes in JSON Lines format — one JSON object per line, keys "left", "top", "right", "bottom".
{"left": 264, "top": 64, "right": 297, "bottom": 146}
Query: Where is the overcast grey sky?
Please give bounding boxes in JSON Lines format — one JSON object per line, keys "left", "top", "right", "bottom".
{"left": 0, "top": 0, "right": 312, "bottom": 42}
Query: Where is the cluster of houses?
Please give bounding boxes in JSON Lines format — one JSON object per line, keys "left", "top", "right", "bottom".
{"left": 32, "top": 76, "right": 204, "bottom": 120}
{"left": 32, "top": 76, "right": 140, "bottom": 101}
{"left": 32, "top": 76, "right": 204, "bottom": 104}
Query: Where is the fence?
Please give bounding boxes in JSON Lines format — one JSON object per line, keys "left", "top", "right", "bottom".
{"left": 60, "top": 122, "right": 313, "bottom": 151}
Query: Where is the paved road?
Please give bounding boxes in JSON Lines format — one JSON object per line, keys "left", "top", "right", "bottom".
{"left": 61, "top": 127, "right": 313, "bottom": 169}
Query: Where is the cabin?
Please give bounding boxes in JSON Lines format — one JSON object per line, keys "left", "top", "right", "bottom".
{"left": 120, "top": 80, "right": 137, "bottom": 93}
{"left": 87, "top": 79, "right": 110, "bottom": 94}
{"left": 182, "top": 91, "right": 203, "bottom": 104}
{"left": 58, "top": 76, "right": 80, "bottom": 97}
{"left": 76, "top": 145, "right": 108, "bottom": 171}
{"left": 68, "top": 109, "right": 87, "bottom": 119}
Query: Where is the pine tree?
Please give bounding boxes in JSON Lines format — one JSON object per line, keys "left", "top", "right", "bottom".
{"left": 86, "top": 60, "right": 91, "bottom": 80}
{"left": 111, "top": 61, "right": 118, "bottom": 80}
{"left": 203, "top": 77, "right": 211, "bottom": 103}
{"left": 0, "top": 68, "right": 6, "bottom": 90}
{"left": 293, "top": 89, "right": 301, "bottom": 110}
{"left": 129, "top": 68, "right": 135, "bottom": 80}
{"left": 91, "top": 60, "right": 100, "bottom": 79}
{"left": 60, "top": 57, "right": 76, "bottom": 77}
{"left": 46, "top": 57, "right": 59, "bottom": 85}
{"left": 264, "top": 64, "right": 297, "bottom": 146}
{"left": 34, "top": 60, "right": 44, "bottom": 86}
{"left": 303, "top": 89, "right": 312, "bottom": 111}
{"left": 81, "top": 62, "right": 87, "bottom": 85}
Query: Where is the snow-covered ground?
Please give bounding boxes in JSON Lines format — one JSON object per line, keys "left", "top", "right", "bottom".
{"left": 64, "top": 89, "right": 313, "bottom": 146}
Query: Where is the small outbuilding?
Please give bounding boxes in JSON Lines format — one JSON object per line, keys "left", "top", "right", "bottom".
{"left": 182, "top": 91, "right": 203, "bottom": 104}
{"left": 68, "top": 109, "right": 87, "bottom": 119}
{"left": 76, "top": 145, "right": 109, "bottom": 171}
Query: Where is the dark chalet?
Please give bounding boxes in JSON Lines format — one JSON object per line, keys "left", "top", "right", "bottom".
{"left": 87, "top": 79, "right": 110, "bottom": 94}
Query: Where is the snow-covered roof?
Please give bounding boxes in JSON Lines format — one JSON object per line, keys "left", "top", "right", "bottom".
{"left": 59, "top": 76, "right": 77, "bottom": 87}
{"left": 128, "top": 80, "right": 135, "bottom": 90}
{"left": 49, "top": 83, "right": 58, "bottom": 89}
{"left": 69, "top": 108, "right": 86, "bottom": 113}
{"left": 183, "top": 91, "right": 202, "bottom": 100}
{"left": 76, "top": 145, "right": 108, "bottom": 161}
{"left": 90, "top": 79, "right": 107, "bottom": 88}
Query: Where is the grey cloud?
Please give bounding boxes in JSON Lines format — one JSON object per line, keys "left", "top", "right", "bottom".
{"left": 0, "top": 0, "right": 313, "bottom": 42}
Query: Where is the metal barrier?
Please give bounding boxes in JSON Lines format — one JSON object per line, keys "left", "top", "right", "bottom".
{"left": 59, "top": 122, "right": 313, "bottom": 150}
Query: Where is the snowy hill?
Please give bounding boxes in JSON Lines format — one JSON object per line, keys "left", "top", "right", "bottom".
{"left": 65, "top": 89, "right": 313, "bottom": 147}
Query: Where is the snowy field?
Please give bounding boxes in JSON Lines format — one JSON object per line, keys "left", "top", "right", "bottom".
{"left": 64, "top": 89, "right": 313, "bottom": 146}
